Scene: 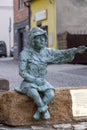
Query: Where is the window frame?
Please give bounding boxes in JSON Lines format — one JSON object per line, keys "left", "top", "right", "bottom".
{"left": 18, "top": 0, "right": 24, "bottom": 10}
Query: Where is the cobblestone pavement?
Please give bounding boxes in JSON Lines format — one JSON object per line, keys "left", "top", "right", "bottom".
{"left": 0, "top": 57, "right": 87, "bottom": 130}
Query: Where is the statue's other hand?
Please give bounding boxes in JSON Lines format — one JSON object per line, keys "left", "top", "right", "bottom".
{"left": 77, "top": 45, "right": 87, "bottom": 53}
{"left": 35, "top": 78, "right": 45, "bottom": 86}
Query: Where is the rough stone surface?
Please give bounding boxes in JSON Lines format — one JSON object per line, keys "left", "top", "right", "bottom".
{"left": 0, "top": 79, "right": 9, "bottom": 91}
{"left": 0, "top": 87, "right": 87, "bottom": 126}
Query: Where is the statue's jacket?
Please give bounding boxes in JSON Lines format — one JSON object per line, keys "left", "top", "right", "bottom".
{"left": 15, "top": 47, "right": 76, "bottom": 94}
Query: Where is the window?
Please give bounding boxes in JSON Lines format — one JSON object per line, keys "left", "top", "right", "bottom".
{"left": 19, "top": 0, "right": 24, "bottom": 9}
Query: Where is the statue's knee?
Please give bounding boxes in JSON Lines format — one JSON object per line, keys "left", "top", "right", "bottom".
{"left": 47, "top": 89, "right": 55, "bottom": 99}
{"left": 29, "top": 92, "right": 38, "bottom": 99}
{"left": 27, "top": 89, "right": 38, "bottom": 99}
{"left": 50, "top": 90, "right": 55, "bottom": 99}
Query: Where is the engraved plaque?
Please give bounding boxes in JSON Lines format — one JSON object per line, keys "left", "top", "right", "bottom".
{"left": 70, "top": 89, "right": 87, "bottom": 117}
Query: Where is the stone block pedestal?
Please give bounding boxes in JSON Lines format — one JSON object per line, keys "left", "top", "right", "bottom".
{"left": 0, "top": 87, "right": 87, "bottom": 126}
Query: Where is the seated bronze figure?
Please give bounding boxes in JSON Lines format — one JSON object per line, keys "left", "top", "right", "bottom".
{"left": 15, "top": 27, "right": 87, "bottom": 120}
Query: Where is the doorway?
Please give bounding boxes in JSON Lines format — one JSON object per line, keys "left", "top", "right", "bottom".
{"left": 18, "top": 28, "right": 25, "bottom": 55}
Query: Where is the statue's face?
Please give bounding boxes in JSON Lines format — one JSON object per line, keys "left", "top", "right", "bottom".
{"left": 34, "top": 34, "right": 47, "bottom": 50}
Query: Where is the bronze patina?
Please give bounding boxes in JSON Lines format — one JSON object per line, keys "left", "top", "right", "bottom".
{"left": 15, "top": 27, "right": 87, "bottom": 120}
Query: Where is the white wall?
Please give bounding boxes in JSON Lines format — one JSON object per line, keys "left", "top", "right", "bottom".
{"left": 0, "top": 0, "right": 14, "bottom": 56}
{"left": 56, "top": 0, "right": 87, "bottom": 34}
{"left": 0, "top": 0, "right": 13, "bottom": 6}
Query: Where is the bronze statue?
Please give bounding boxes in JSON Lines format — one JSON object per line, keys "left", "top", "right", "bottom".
{"left": 15, "top": 27, "right": 87, "bottom": 120}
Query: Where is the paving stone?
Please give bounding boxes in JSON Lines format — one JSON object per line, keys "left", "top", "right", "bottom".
{"left": 31, "top": 125, "right": 55, "bottom": 130}
{"left": 79, "top": 122, "right": 87, "bottom": 127}
{"left": 73, "top": 124, "right": 87, "bottom": 130}
{"left": 53, "top": 123, "right": 72, "bottom": 129}
{"left": 31, "top": 126, "right": 45, "bottom": 130}
{"left": 0, "top": 128, "right": 6, "bottom": 130}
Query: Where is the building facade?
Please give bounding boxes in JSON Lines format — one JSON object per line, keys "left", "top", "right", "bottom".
{"left": 14, "top": 0, "right": 87, "bottom": 63}
{"left": 56, "top": 0, "right": 87, "bottom": 63}
{"left": 31, "top": 0, "right": 57, "bottom": 49}
{"left": 0, "top": 0, "right": 14, "bottom": 56}
{"left": 14, "top": 0, "right": 58, "bottom": 59}
{"left": 31, "top": 0, "right": 87, "bottom": 63}
{"left": 14, "top": 0, "right": 29, "bottom": 58}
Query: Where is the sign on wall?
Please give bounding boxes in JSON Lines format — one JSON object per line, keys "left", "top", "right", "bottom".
{"left": 35, "top": 10, "right": 47, "bottom": 21}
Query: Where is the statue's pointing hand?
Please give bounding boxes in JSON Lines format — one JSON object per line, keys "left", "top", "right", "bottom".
{"left": 76, "top": 46, "right": 87, "bottom": 54}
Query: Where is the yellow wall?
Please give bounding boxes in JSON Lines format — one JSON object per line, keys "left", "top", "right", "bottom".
{"left": 31, "top": 0, "right": 57, "bottom": 49}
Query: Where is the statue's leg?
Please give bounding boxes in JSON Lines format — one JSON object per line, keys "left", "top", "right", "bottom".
{"left": 27, "top": 88, "right": 44, "bottom": 107}
{"left": 27, "top": 88, "right": 44, "bottom": 120}
{"left": 43, "top": 89, "right": 55, "bottom": 105}
{"left": 42, "top": 89, "right": 55, "bottom": 120}
{"left": 27, "top": 88, "right": 48, "bottom": 120}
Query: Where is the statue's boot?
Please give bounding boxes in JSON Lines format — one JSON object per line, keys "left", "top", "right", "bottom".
{"left": 43, "top": 110, "right": 50, "bottom": 120}
{"left": 33, "top": 105, "right": 48, "bottom": 120}
{"left": 33, "top": 110, "right": 41, "bottom": 120}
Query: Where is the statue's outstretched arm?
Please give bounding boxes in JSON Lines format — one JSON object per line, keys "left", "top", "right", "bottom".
{"left": 47, "top": 46, "right": 87, "bottom": 64}
{"left": 75, "top": 46, "right": 87, "bottom": 54}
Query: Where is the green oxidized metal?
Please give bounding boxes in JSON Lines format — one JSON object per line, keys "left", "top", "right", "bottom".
{"left": 15, "top": 27, "right": 87, "bottom": 120}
